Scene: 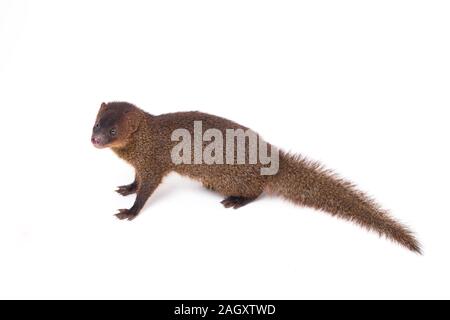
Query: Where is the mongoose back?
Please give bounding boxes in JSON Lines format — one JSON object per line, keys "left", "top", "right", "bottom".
{"left": 91, "top": 101, "right": 421, "bottom": 253}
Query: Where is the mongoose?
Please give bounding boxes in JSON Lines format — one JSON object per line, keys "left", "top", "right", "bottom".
{"left": 91, "top": 101, "right": 421, "bottom": 253}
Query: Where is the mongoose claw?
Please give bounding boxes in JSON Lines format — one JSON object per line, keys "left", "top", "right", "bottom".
{"left": 116, "top": 184, "right": 137, "bottom": 196}
{"left": 115, "top": 209, "right": 138, "bottom": 221}
{"left": 221, "top": 196, "right": 256, "bottom": 209}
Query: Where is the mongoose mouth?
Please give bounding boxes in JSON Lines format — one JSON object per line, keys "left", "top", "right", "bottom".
{"left": 91, "top": 135, "right": 108, "bottom": 148}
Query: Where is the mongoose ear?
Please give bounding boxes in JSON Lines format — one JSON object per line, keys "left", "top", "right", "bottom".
{"left": 100, "top": 102, "right": 107, "bottom": 109}
{"left": 125, "top": 110, "right": 140, "bottom": 133}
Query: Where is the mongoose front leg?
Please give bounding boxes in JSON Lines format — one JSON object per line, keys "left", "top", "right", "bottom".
{"left": 115, "top": 174, "right": 162, "bottom": 221}
{"left": 116, "top": 177, "right": 138, "bottom": 196}
{"left": 221, "top": 196, "right": 257, "bottom": 209}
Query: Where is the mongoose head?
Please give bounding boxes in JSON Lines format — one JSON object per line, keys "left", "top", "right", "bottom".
{"left": 91, "top": 102, "right": 142, "bottom": 149}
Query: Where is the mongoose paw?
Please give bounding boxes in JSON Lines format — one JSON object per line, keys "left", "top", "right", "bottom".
{"left": 116, "top": 184, "right": 137, "bottom": 196}
{"left": 115, "top": 209, "right": 138, "bottom": 221}
{"left": 221, "top": 196, "right": 256, "bottom": 209}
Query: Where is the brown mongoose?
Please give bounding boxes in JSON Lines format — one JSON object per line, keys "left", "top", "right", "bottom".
{"left": 91, "top": 101, "right": 421, "bottom": 253}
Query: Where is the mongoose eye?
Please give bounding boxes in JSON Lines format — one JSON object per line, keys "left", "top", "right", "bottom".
{"left": 95, "top": 123, "right": 100, "bottom": 129}
{"left": 110, "top": 128, "right": 117, "bottom": 136}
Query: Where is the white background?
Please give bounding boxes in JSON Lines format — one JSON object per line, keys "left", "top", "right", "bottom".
{"left": 0, "top": 0, "right": 449, "bottom": 300}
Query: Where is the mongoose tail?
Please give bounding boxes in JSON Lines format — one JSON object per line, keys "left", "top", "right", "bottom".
{"left": 267, "top": 152, "right": 421, "bottom": 254}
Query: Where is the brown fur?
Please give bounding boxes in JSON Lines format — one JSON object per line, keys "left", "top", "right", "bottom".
{"left": 92, "top": 101, "right": 421, "bottom": 253}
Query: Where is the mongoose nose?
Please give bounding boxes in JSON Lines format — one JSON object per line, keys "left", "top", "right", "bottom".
{"left": 92, "top": 134, "right": 109, "bottom": 148}
{"left": 91, "top": 135, "right": 103, "bottom": 147}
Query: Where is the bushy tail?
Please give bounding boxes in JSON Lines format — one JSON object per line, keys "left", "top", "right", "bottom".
{"left": 267, "top": 152, "right": 421, "bottom": 253}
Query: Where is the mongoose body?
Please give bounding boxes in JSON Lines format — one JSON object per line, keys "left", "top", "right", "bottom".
{"left": 92, "top": 102, "right": 421, "bottom": 253}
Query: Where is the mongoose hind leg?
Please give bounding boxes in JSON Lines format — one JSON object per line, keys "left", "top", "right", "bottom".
{"left": 221, "top": 196, "right": 257, "bottom": 209}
